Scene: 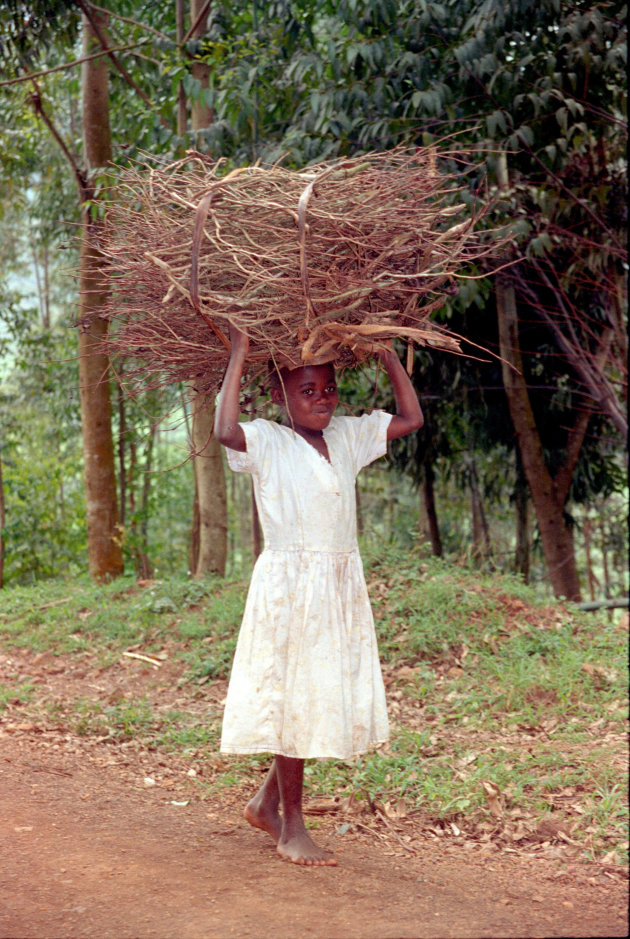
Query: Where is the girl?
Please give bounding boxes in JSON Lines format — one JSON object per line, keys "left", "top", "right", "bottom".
{"left": 214, "top": 325, "right": 423, "bottom": 866}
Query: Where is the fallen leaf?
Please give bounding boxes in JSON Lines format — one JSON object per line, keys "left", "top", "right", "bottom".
{"left": 383, "top": 799, "right": 409, "bottom": 820}
{"left": 306, "top": 799, "right": 339, "bottom": 815}
{"left": 481, "top": 780, "right": 504, "bottom": 819}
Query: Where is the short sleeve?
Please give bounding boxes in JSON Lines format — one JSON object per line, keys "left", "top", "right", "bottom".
{"left": 338, "top": 410, "right": 393, "bottom": 475}
{"left": 225, "top": 420, "right": 268, "bottom": 475}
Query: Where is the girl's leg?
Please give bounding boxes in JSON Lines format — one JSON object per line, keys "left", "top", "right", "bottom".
{"left": 244, "top": 759, "right": 282, "bottom": 843}
{"left": 274, "top": 755, "right": 337, "bottom": 866}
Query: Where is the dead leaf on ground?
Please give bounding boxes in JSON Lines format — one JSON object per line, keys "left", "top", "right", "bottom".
{"left": 306, "top": 798, "right": 340, "bottom": 815}
{"left": 481, "top": 779, "right": 504, "bottom": 818}
{"left": 338, "top": 792, "right": 374, "bottom": 816}
{"left": 383, "top": 799, "right": 409, "bottom": 820}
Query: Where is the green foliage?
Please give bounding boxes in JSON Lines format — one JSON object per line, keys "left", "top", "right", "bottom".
{"left": 1, "top": 315, "right": 86, "bottom": 583}
{"left": 0, "top": 0, "right": 626, "bottom": 596}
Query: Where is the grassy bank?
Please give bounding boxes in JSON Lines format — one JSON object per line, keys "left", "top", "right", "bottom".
{"left": 0, "top": 550, "right": 627, "bottom": 864}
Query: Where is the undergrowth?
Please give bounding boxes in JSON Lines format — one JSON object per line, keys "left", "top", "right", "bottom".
{"left": 0, "top": 550, "right": 627, "bottom": 864}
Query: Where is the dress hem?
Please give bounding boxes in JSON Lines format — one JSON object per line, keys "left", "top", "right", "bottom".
{"left": 219, "top": 739, "right": 389, "bottom": 760}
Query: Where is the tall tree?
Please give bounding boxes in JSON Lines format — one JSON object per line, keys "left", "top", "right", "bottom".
{"left": 0, "top": 1, "right": 124, "bottom": 580}
{"left": 187, "top": 0, "right": 228, "bottom": 577}
{"left": 76, "top": 7, "right": 124, "bottom": 580}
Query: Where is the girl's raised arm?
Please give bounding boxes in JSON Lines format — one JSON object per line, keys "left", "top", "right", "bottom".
{"left": 214, "top": 324, "right": 249, "bottom": 451}
{"left": 377, "top": 344, "right": 424, "bottom": 441}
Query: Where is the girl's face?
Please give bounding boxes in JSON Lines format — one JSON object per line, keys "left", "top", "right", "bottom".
{"left": 271, "top": 364, "right": 338, "bottom": 434}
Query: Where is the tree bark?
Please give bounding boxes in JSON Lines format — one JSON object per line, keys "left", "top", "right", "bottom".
{"left": 77, "top": 8, "right": 123, "bottom": 581}
{"left": 191, "top": 393, "right": 227, "bottom": 576}
{"left": 190, "top": 0, "right": 212, "bottom": 131}
{"left": 188, "top": 0, "right": 228, "bottom": 577}
{"left": 469, "top": 460, "right": 491, "bottom": 561}
{"left": 128, "top": 432, "right": 155, "bottom": 580}
{"left": 116, "top": 378, "right": 127, "bottom": 529}
{"left": 422, "top": 462, "right": 442, "bottom": 557}
{"left": 251, "top": 479, "right": 262, "bottom": 561}
{"left": 0, "top": 447, "right": 5, "bottom": 588}
{"left": 175, "top": 0, "right": 187, "bottom": 136}
{"left": 513, "top": 448, "right": 530, "bottom": 582}
{"left": 355, "top": 481, "right": 364, "bottom": 536}
{"left": 599, "top": 517, "right": 611, "bottom": 598}
{"left": 583, "top": 518, "right": 598, "bottom": 602}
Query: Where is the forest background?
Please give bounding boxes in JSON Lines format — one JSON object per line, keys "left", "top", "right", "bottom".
{"left": 0, "top": 0, "right": 627, "bottom": 605}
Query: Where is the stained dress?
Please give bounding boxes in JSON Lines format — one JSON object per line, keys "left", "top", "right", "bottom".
{"left": 220, "top": 409, "right": 392, "bottom": 760}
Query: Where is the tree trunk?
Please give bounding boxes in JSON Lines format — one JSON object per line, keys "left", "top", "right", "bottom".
{"left": 189, "top": 476, "right": 200, "bottom": 575}
{"left": 583, "top": 518, "right": 598, "bottom": 602}
{"left": 191, "top": 393, "right": 227, "bottom": 576}
{"left": 599, "top": 517, "right": 611, "bottom": 597}
{"left": 469, "top": 460, "right": 492, "bottom": 561}
{"left": 77, "top": 8, "right": 123, "bottom": 582}
{"left": 513, "top": 448, "right": 530, "bottom": 582}
{"left": 422, "top": 462, "right": 442, "bottom": 557}
{"left": 128, "top": 431, "right": 155, "bottom": 580}
{"left": 116, "top": 377, "right": 127, "bottom": 529}
{"left": 188, "top": 0, "right": 228, "bottom": 577}
{"left": 496, "top": 270, "right": 582, "bottom": 600}
{"left": 0, "top": 447, "right": 5, "bottom": 588}
{"left": 251, "top": 479, "right": 262, "bottom": 561}
{"left": 356, "top": 481, "right": 364, "bottom": 536}
{"left": 495, "top": 153, "right": 585, "bottom": 601}
{"left": 190, "top": 0, "right": 213, "bottom": 131}
{"left": 175, "top": 0, "right": 188, "bottom": 136}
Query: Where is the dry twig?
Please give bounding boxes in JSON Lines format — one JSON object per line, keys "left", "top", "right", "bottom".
{"left": 100, "top": 147, "right": 504, "bottom": 396}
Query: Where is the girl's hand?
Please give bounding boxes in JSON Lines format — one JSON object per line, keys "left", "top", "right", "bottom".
{"left": 377, "top": 342, "right": 424, "bottom": 441}
{"left": 229, "top": 322, "right": 249, "bottom": 359}
{"left": 214, "top": 323, "right": 249, "bottom": 451}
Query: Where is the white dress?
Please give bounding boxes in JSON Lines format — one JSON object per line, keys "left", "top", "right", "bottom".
{"left": 220, "top": 409, "right": 392, "bottom": 760}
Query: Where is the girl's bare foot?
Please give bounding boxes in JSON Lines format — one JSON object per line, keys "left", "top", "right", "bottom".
{"left": 244, "top": 793, "right": 282, "bottom": 843}
{"left": 277, "top": 826, "right": 337, "bottom": 866}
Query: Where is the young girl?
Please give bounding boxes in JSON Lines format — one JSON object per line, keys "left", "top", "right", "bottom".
{"left": 214, "top": 325, "right": 423, "bottom": 866}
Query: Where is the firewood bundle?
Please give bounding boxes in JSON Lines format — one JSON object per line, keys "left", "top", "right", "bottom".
{"left": 101, "top": 147, "right": 498, "bottom": 395}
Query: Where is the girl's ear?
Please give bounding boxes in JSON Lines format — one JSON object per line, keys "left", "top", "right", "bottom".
{"left": 270, "top": 387, "right": 284, "bottom": 406}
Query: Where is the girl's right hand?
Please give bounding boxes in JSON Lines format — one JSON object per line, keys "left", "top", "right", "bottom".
{"left": 229, "top": 322, "right": 249, "bottom": 358}
{"left": 215, "top": 323, "right": 248, "bottom": 451}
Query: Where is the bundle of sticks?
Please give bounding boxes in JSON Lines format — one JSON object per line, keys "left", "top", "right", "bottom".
{"left": 101, "top": 147, "right": 499, "bottom": 395}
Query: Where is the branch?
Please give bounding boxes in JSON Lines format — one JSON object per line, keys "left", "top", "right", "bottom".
{"left": 27, "top": 76, "right": 86, "bottom": 198}
{"left": 76, "top": 0, "right": 175, "bottom": 134}
{"left": 183, "top": 0, "right": 213, "bottom": 45}
{"left": 520, "top": 264, "right": 628, "bottom": 439}
{"left": 86, "top": 2, "right": 172, "bottom": 43}
{"left": 0, "top": 43, "right": 144, "bottom": 88}
{"left": 556, "top": 401, "right": 592, "bottom": 503}
{"left": 524, "top": 147, "right": 626, "bottom": 257}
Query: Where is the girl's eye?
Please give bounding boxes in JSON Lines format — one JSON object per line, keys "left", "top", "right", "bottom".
{"left": 326, "top": 386, "right": 337, "bottom": 393}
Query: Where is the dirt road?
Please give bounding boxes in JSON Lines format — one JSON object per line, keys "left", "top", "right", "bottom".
{"left": 2, "top": 731, "right": 627, "bottom": 939}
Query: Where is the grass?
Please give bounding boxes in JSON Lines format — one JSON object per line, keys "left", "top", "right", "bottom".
{"left": 0, "top": 680, "right": 35, "bottom": 711}
{"left": 0, "top": 572, "right": 245, "bottom": 664}
{"left": 0, "top": 550, "right": 627, "bottom": 864}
